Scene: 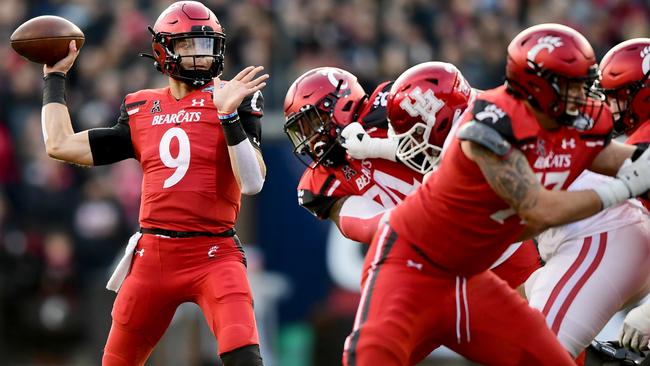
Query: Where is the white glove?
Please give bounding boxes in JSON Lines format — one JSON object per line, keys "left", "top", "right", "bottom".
{"left": 620, "top": 302, "right": 650, "bottom": 352}
{"left": 340, "top": 122, "right": 398, "bottom": 161}
{"left": 593, "top": 148, "right": 650, "bottom": 209}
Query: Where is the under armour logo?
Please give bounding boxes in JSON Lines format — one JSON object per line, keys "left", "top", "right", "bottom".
{"left": 400, "top": 87, "right": 444, "bottom": 125}
{"left": 135, "top": 248, "right": 145, "bottom": 257}
{"left": 208, "top": 245, "right": 219, "bottom": 258}
{"left": 527, "top": 35, "right": 564, "bottom": 65}
{"left": 406, "top": 259, "right": 423, "bottom": 271}
{"left": 561, "top": 138, "right": 576, "bottom": 149}
{"left": 192, "top": 99, "right": 205, "bottom": 107}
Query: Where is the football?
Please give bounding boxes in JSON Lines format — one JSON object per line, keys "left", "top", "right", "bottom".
{"left": 10, "top": 15, "right": 85, "bottom": 66}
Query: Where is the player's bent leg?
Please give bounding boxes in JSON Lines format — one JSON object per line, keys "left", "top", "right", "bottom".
{"left": 102, "top": 276, "right": 177, "bottom": 365}
{"left": 198, "top": 260, "right": 260, "bottom": 355}
{"left": 450, "top": 271, "right": 576, "bottom": 366}
{"left": 343, "top": 224, "right": 442, "bottom": 366}
{"left": 526, "top": 225, "right": 650, "bottom": 356}
{"left": 220, "top": 344, "right": 263, "bottom": 366}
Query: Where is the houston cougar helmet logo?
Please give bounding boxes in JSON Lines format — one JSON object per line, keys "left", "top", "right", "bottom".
{"left": 641, "top": 46, "right": 650, "bottom": 75}
{"left": 527, "top": 36, "right": 564, "bottom": 65}
{"left": 399, "top": 87, "right": 444, "bottom": 125}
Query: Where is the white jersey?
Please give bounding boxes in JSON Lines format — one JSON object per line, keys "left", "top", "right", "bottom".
{"left": 537, "top": 170, "right": 648, "bottom": 261}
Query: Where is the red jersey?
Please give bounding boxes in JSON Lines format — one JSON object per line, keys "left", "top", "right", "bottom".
{"left": 95, "top": 82, "right": 264, "bottom": 233}
{"left": 298, "top": 150, "right": 423, "bottom": 219}
{"left": 625, "top": 120, "right": 650, "bottom": 145}
{"left": 390, "top": 85, "right": 613, "bottom": 276}
{"left": 625, "top": 119, "right": 650, "bottom": 210}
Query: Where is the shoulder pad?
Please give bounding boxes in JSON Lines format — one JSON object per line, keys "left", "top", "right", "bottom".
{"left": 238, "top": 91, "right": 264, "bottom": 117}
{"left": 470, "top": 99, "right": 516, "bottom": 143}
{"left": 457, "top": 121, "right": 512, "bottom": 156}
{"left": 359, "top": 81, "right": 392, "bottom": 129}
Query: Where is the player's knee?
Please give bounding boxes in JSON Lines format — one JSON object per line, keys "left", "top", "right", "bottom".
{"left": 219, "top": 323, "right": 257, "bottom": 350}
{"left": 220, "top": 344, "right": 263, "bottom": 366}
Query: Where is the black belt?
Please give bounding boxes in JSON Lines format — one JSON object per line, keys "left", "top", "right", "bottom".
{"left": 139, "top": 227, "right": 236, "bottom": 238}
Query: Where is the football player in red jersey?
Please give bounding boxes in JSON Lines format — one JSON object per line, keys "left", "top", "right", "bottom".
{"left": 284, "top": 63, "right": 540, "bottom": 290}
{"left": 596, "top": 38, "right": 650, "bottom": 353}
{"left": 342, "top": 24, "right": 650, "bottom": 366}
{"left": 39, "top": 2, "right": 267, "bottom": 365}
{"left": 522, "top": 37, "right": 650, "bottom": 361}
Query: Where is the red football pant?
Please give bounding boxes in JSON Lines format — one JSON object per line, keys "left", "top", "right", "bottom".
{"left": 343, "top": 223, "right": 575, "bottom": 366}
{"left": 491, "top": 239, "right": 541, "bottom": 289}
{"left": 102, "top": 234, "right": 259, "bottom": 366}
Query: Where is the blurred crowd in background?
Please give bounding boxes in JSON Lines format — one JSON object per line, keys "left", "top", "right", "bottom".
{"left": 0, "top": 0, "right": 648, "bottom": 365}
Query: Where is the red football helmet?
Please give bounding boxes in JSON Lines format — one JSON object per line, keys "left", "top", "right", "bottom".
{"left": 387, "top": 62, "right": 472, "bottom": 174}
{"left": 599, "top": 38, "right": 650, "bottom": 135}
{"left": 283, "top": 67, "right": 367, "bottom": 167}
{"left": 148, "top": 1, "right": 226, "bottom": 86}
{"left": 506, "top": 23, "right": 603, "bottom": 129}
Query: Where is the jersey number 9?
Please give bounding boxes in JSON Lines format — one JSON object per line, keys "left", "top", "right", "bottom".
{"left": 159, "top": 127, "right": 191, "bottom": 188}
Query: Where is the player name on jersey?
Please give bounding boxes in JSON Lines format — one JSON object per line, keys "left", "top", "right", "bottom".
{"left": 151, "top": 110, "right": 202, "bottom": 125}
{"left": 533, "top": 152, "right": 572, "bottom": 169}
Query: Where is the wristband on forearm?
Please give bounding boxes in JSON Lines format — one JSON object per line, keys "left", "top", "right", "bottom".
{"left": 43, "top": 72, "right": 67, "bottom": 106}
{"left": 219, "top": 112, "right": 247, "bottom": 146}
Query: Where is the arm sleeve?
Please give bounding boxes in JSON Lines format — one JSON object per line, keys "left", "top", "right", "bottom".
{"left": 237, "top": 90, "right": 264, "bottom": 151}
{"left": 338, "top": 195, "right": 388, "bottom": 244}
{"left": 88, "top": 100, "right": 135, "bottom": 165}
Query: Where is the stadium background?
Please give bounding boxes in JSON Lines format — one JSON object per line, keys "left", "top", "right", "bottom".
{"left": 0, "top": 0, "right": 648, "bottom": 365}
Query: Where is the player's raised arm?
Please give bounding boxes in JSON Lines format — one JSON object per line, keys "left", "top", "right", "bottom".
{"left": 213, "top": 66, "right": 269, "bottom": 195}
{"left": 41, "top": 41, "right": 94, "bottom": 165}
{"left": 42, "top": 41, "right": 135, "bottom": 167}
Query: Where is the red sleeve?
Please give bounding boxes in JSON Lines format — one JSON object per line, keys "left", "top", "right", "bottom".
{"left": 297, "top": 166, "right": 347, "bottom": 219}
{"left": 626, "top": 121, "right": 650, "bottom": 145}
{"left": 339, "top": 212, "right": 384, "bottom": 244}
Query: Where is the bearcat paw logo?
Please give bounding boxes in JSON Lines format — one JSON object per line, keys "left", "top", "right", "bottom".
{"left": 640, "top": 46, "right": 650, "bottom": 75}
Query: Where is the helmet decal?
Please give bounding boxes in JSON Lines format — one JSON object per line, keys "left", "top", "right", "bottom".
{"left": 399, "top": 87, "right": 444, "bottom": 125}
{"left": 641, "top": 46, "right": 650, "bottom": 75}
{"left": 320, "top": 69, "right": 349, "bottom": 90}
{"left": 527, "top": 35, "right": 564, "bottom": 66}
{"left": 475, "top": 104, "right": 506, "bottom": 124}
